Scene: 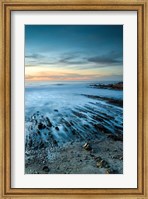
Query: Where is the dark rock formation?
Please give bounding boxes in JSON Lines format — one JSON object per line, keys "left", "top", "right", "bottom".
{"left": 90, "top": 82, "right": 123, "bottom": 90}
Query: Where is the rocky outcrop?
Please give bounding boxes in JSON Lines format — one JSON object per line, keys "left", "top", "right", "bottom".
{"left": 25, "top": 111, "right": 57, "bottom": 151}
{"left": 90, "top": 82, "right": 123, "bottom": 90}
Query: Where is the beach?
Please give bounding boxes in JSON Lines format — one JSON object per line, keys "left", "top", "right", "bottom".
{"left": 25, "top": 81, "right": 123, "bottom": 174}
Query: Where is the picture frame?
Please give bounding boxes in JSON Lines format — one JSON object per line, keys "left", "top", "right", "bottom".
{"left": 0, "top": 0, "right": 147, "bottom": 198}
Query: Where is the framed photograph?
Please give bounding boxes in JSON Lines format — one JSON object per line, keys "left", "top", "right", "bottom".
{"left": 0, "top": 0, "right": 148, "bottom": 198}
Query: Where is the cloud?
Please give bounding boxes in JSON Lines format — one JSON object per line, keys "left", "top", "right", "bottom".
{"left": 87, "top": 51, "right": 123, "bottom": 66}
{"left": 25, "top": 53, "right": 45, "bottom": 59}
{"left": 25, "top": 52, "right": 87, "bottom": 67}
{"left": 58, "top": 52, "right": 87, "bottom": 65}
{"left": 25, "top": 50, "right": 123, "bottom": 70}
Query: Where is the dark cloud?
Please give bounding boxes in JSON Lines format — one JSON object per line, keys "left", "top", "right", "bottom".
{"left": 25, "top": 53, "right": 45, "bottom": 59}
{"left": 87, "top": 51, "right": 123, "bottom": 67}
{"left": 58, "top": 52, "right": 87, "bottom": 65}
{"left": 25, "top": 50, "right": 123, "bottom": 69}
{"left": 87, "top": 51, "right": 123, "bottom": 66}
{"left": 25, "top": 52, "right": 87, "bottom": 67}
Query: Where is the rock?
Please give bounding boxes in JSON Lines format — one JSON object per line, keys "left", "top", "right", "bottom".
{"left": 55, "top": 126, "right": 59, "bottom": 131}
{"left": 83, "top": 143, "right": 92, "bottom": 151}
{"left": 37, "top": 130, "right": 41, "bottom": 135}
{"left": 70, "top": 121, "right": 74, "bottom": 126}
{"left": 108, "top": 134, "right": 123, "bottom": 141}
{"left": 42, "top": 166, "right": 50, "bottom": 172}
{"left": 96, "top": 159, "right": 109, "bottom": 168}
{"left": 54, "top": 109, "right": 58, "bottom": 112}
{"left": 39, "top": 142, "right": 45, "bottom": 149}
{"left": 46, "top": 117, "right": 52, "bottom": 127}
{"left": 53, "top": 140, "right": 58, "bottom": 145}
{"left": 29, "top": 140, "right": 32, "bottom": 147}
{"left": 38, "top": 123, "right": 46, "bottom": 130}
{"left": 72, "top": 130, "right": 76, "bottom": 135}
{"left": 106, "top": 168, "right": 118, "bottom": 174}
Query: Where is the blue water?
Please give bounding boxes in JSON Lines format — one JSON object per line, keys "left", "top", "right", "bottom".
{"left": 25, "top": 81, "right": 123, "bottom": 115}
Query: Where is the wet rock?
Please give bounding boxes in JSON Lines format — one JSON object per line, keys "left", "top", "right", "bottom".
{"left": 46, "top": 117, "right": 52, "bottom": 127}
{"left": 53, "top": 140, "right": 58, "bottom": 145}
{"left": 70, "top": 121, "right": 74, "bottom": 126}
{"left": 72, "top": 110, "right": 87, "bottom": 118}
{"left": 72, "top": 129, "right": 76, "bottom": 135}
{"left": 94, "top": 123, "right": 110, "bottom": 134}
{"left": 38, "top": 123, "right": 46, "bottom": 130}
{"left": 42, "top": 166, "right": 50, "bottom": 172}
{"left": 37, "top": 130, "right": 41, "bottom": 135}
{"left": 107, "top": 134, "right": 123, "bottom": 141}
{"left": 29, "top": 140, "right": 32, "bottom": 148}
{"left": 89, "top": 82, "right": 123, "bottom": 90}
{"left": 62, "top": 119, "right": 71, "bottom": 127}
{"left": 82, "top": 94, "right": 123, "bottom": 107}
{"left": 83, "top": 143, "right": 92, "bottom": 151}
{"left": 39, "top": 141, "right": 45, "bottom": 149}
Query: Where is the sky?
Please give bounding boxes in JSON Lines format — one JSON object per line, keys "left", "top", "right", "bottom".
{"left": 25, "top": 25, "right": 123, "bottom": 82}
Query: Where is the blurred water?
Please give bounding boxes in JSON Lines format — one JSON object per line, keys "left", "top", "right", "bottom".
{"left": 25, "top": 82, "right": 123, "bottom": 116}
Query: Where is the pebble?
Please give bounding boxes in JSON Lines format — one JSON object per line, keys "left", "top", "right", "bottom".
{"left": 42, "top": 166, "right": 50, "bottom": 172}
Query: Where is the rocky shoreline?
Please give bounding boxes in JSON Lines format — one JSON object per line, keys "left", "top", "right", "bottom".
{"left": 89, "top": 82, "right": 123, "bottom": 90}
{"left": 82, "top": 94, "right": 123, "bottom": 107}
{"left": 25, "top": 139, "right": 123, "bottom": 174}
{"left": 25, "top": 82, "right": 123, "bottom": 174}
{"left": 25, "top": 96, "right": 123, "bottom": 174}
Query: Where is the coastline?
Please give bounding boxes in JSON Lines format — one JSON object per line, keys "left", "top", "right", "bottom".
{"left": 25, "top": 82, "right": 123, "bottom": 174}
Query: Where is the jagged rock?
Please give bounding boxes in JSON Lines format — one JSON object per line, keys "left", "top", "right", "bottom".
{"left": 46, "top": 117, "right": 52, "bottom": 127}
{"left": 38, "top": 123, "right": 46, "bottom": 130}
{"left": 83, "top": 143, "right": 92, "bottom": 151}
{"left": 55, "top": 126, "right": 59, "bottom": 131}
{"left": 25, "top": 112, "right": 57, "bottom": 151}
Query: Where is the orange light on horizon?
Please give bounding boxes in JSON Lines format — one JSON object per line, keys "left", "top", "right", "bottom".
{"left": 25, "top": 66, "right": 104, "bottom": 82}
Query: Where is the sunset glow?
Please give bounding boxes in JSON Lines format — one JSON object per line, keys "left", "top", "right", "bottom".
{"left": 25, "top": 25, "right": 123, "bottom": 82}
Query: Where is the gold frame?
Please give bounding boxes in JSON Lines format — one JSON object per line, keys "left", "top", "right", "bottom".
{"left": 0, "top": 0, "right": 147, "bottom": 198}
